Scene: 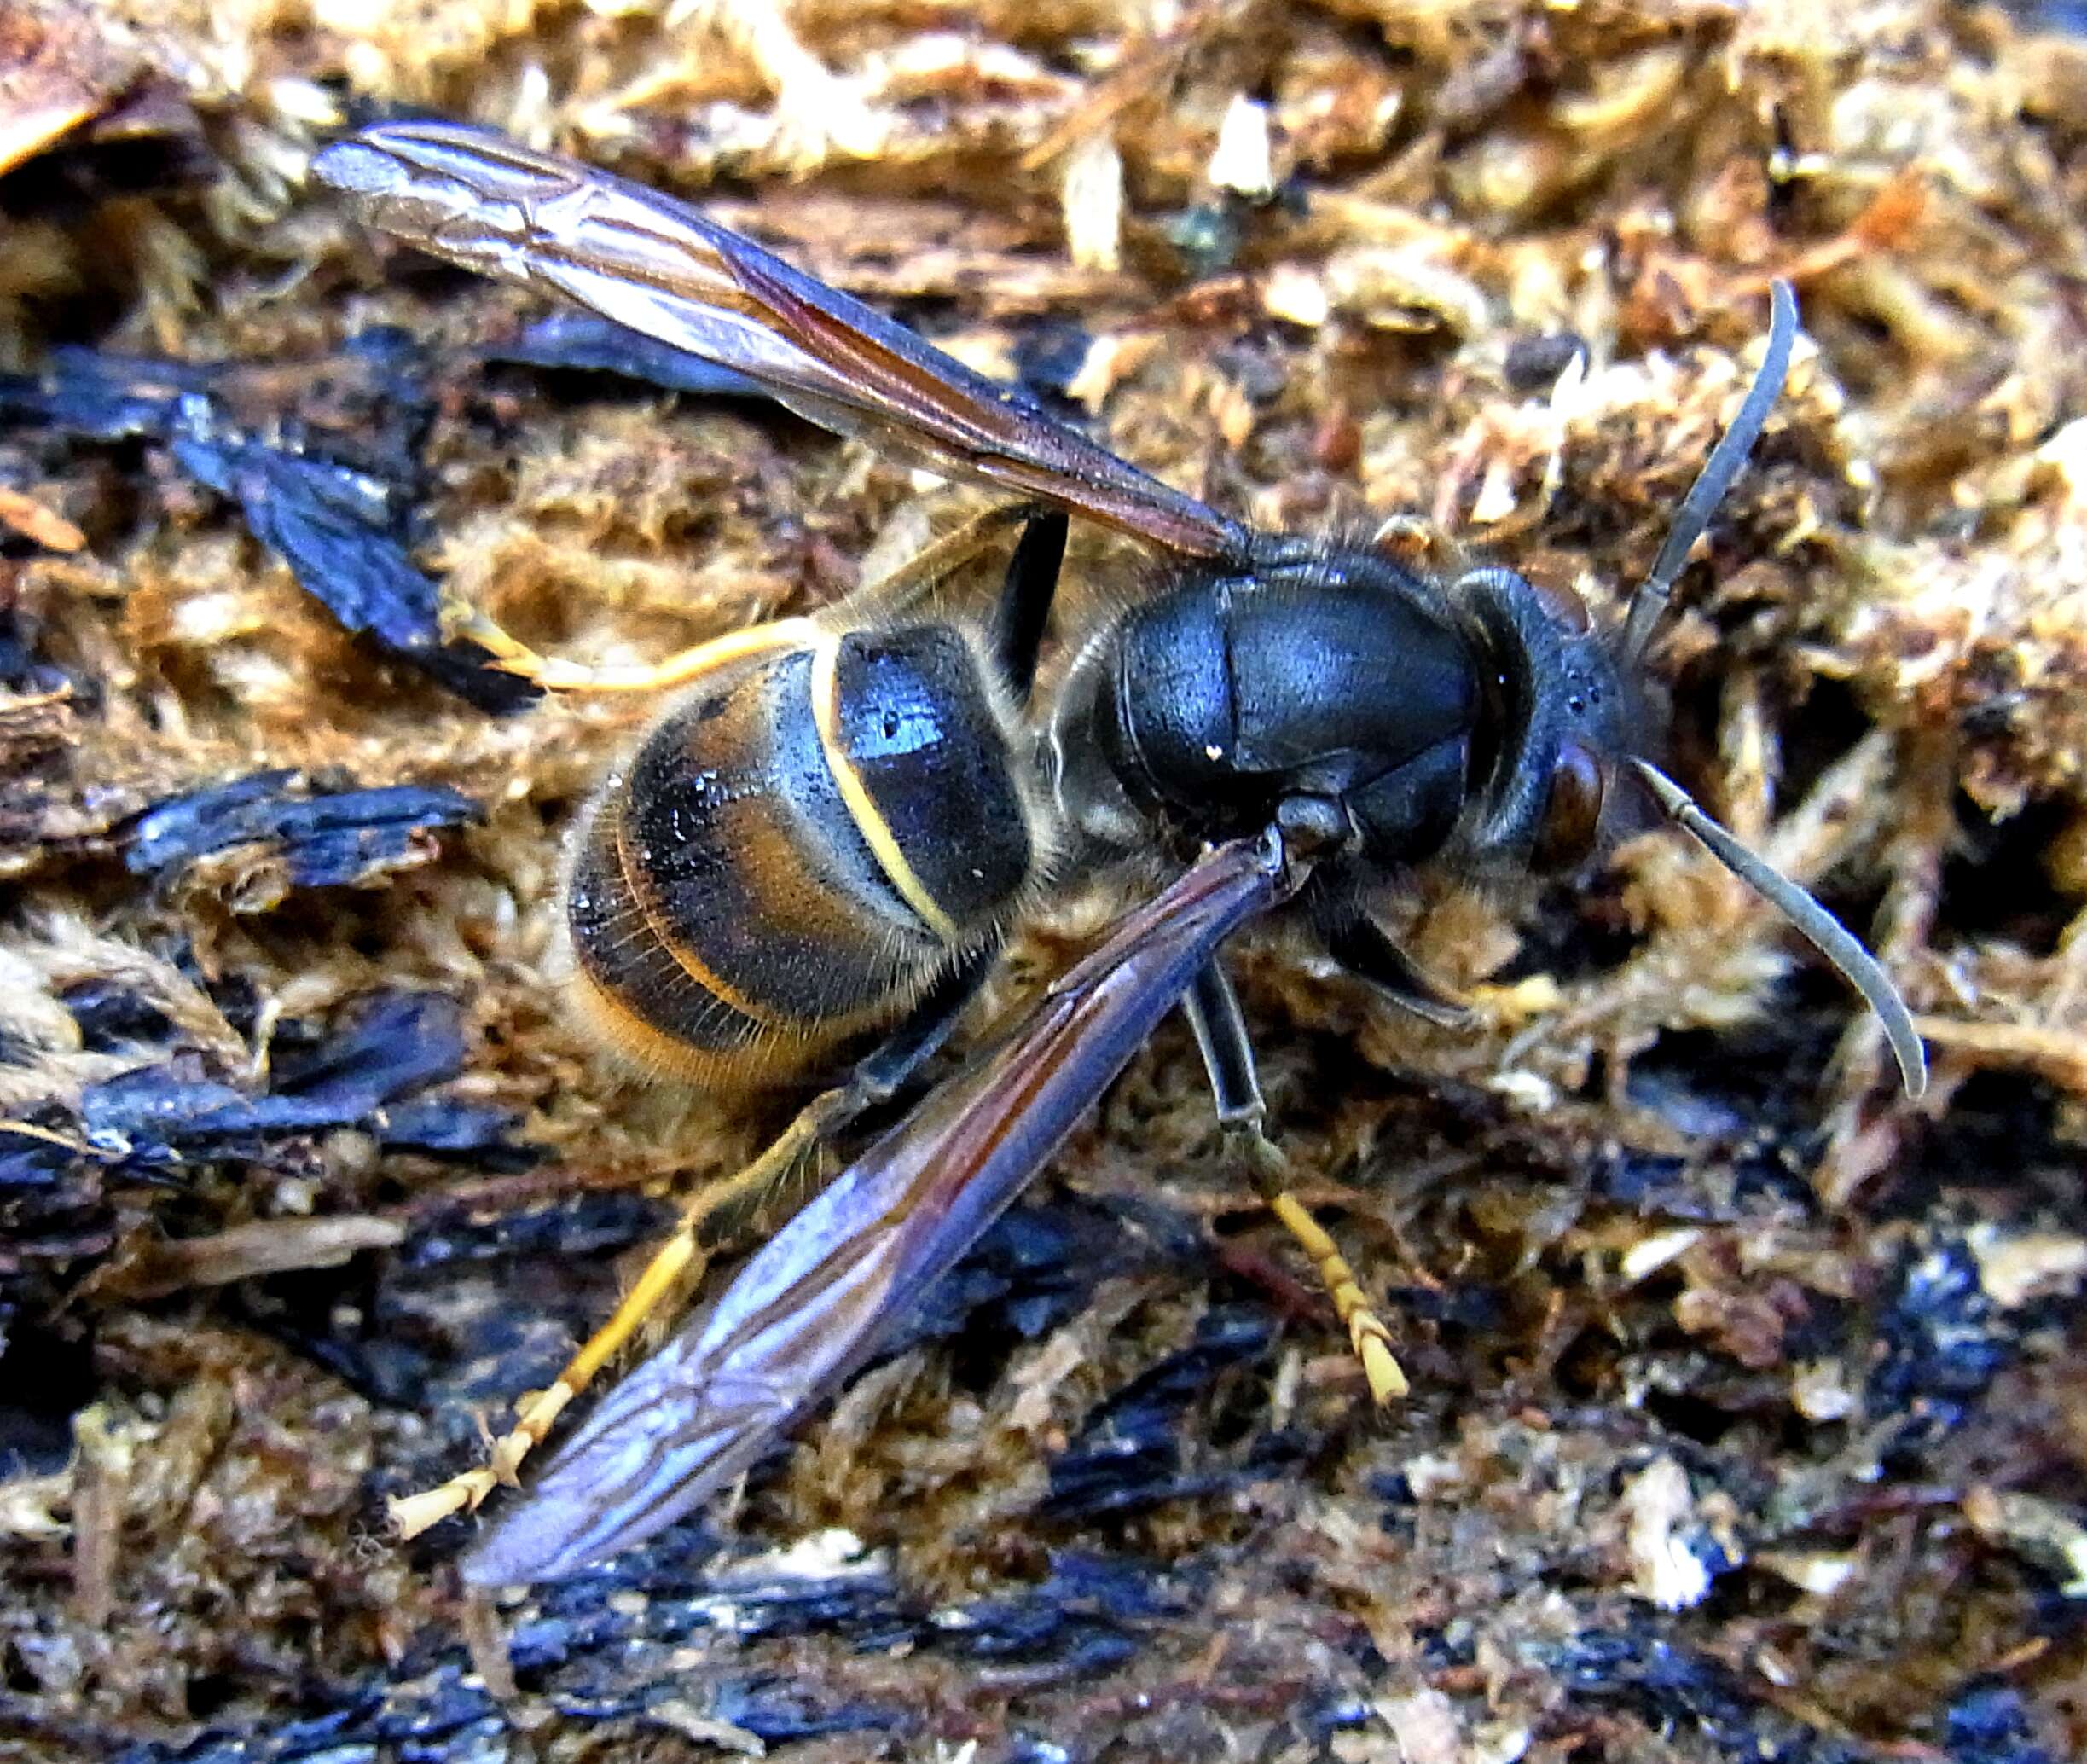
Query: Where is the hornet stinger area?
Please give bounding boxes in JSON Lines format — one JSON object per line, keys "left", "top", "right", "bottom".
{"left": 312, "top": 119, "right": 1925, "bottom": 1587}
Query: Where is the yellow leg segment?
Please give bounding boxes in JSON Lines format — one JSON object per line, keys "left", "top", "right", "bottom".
{"left": 455, "top": 610, "right": 820, "bottom": 694}
{"left": 452, "top": 502, "right": 1044, "bottom": 696}
{"left": 1226, "top": 1122, "right": 1406, "bottom": 1404}
{"left": 1266, "top": 1189, "right": 1408, "bottom": 1404}
{"left": 389, "top": 1094, "right": 844, "bottom": 1541}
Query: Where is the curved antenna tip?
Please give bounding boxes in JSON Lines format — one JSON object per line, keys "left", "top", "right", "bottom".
{"left": 1619, "top": 281, "right": 1804, "bottom": 666}
{"left": 1631, "top": 760, "right": 1927, "bottom": 1098}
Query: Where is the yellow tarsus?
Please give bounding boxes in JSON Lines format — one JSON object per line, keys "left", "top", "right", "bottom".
{"left": 447, "top": 501, "right": 1042, "bottom": 699}
{"left": 389, "top": 1102, "right": 837, "bottom": 1541}
{"left": 451, "top": 609, "right": 816, "bottom": 694}
{"left": 1267, "top": 1189, "right": 1409, "bottom": 1405}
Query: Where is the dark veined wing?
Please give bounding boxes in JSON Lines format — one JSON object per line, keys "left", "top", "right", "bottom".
{"left": 462, "top": 834, "right": 1295, "bottom": 1587}
{"left": 310, "top": 119, "right": 1250, "bottom": 562}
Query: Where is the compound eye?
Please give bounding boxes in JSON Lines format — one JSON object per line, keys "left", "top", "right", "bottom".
{"left": 1532, "top": 740, "right": 1606, "bottom": 870}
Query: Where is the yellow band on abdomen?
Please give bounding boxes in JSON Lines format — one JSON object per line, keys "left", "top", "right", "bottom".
{"left": 809, "top": 633, "right": 961, "bottom": 945}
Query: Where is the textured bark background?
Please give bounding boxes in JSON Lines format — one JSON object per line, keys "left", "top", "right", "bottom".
{"left": 0, "top": 1, "right": 2084, "bottom": 1760}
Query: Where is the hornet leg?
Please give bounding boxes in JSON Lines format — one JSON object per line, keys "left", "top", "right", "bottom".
{"left": 455, "top": 502, "right": 1050, "bottom": 694}
{"left": 390, "top": 949, "right": 1000, "bottom": 1539}
{"left": 1318, "top": 908, "right": 1471, "bottom": 1030}
{"left": 1181, "top": 960, "right": 1407, "bottom": 1404}
{"left": 989, "top": 510, "right": 1068, "bottom": 703}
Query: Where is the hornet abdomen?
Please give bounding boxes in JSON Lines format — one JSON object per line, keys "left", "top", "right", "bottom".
{"left": 565, "top": 620, "right": 1039, "bottom": 1084}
